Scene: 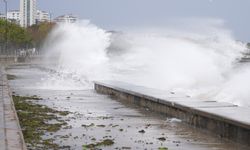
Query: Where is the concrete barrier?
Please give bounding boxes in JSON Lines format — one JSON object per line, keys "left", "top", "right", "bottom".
{"left": 0, "top": 67, "right": 26, "bottom": 150}
{"left": 94, "top": 81, "right": 250, "bottom": 146}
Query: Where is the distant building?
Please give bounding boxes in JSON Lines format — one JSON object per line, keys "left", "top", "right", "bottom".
{"left": 0, "top": 13, "right": 6, "bottom": 19}
{"left": 54, "top": 14, "right": 78, "bottom": 24}
{"left": 7, "top": 10, "right": 20, "bottom": 24}
{"left": 20, "top": 0, "right": 37, "bottom": 27}
{"left": 36, "top": 10, "right": 50, "bottom": 23}
{"left": 8, "top": 9, "right": 50, "bottom": 25}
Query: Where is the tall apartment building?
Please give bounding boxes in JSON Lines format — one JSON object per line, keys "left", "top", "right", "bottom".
{"left": 20, "top": 0, "right": 37, "bottom": 27}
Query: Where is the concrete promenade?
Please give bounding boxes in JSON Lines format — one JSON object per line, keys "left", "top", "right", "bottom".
{"left": 0, "top": 55, "right": 44, "bottom": 64}
{"left": 0, "top": 67, "right": 26, "bottom": 150}
{"left": 95, "top": 81, "right": 250, "bottom": 147}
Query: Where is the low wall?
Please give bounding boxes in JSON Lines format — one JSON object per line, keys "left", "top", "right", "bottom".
{"left": 0, "top": 56, "right": 17, "bottom": 64}
{"left": 94, "top": 81, "right": 250, "bottom": 147}
{"left": 0, "top": 56, "right": 43, "bottom": 64}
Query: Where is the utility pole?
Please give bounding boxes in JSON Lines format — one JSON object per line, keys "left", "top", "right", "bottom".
{"left": 49, "top": 12, "right": 53, "bottom": 23}
{"left": 3, "top": 0, "right": 8, "bottom": 55}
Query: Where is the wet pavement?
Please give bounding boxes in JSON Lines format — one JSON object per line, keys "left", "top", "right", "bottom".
{"left": 7, "top": 65, "right": 249, "bottom": 150}
{"left": 0, "top": 67, "right": 26, "bottom": 150}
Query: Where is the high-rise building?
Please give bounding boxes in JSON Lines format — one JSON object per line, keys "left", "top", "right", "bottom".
{"left": 20, "top": 0, "right": 37, "bottom": 27}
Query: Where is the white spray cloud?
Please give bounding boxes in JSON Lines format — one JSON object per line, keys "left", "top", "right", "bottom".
{"left": 42, "top": 19, "right": 249, "bottom": 106}
{"left": 44, "top": 20, "right": 111, "bottom": 83}
{"left": 215, "top": 65, "right": 250, "bottom": 106}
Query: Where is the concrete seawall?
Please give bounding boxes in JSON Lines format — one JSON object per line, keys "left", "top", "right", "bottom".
{"left": 94, "top": 81, "right": 250, "bottom": 147}
{"left": 0, "top": 67, "right": 26, "bottom": 150}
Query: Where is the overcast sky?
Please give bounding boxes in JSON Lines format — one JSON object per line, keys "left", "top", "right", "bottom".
{"left": 1, "top": 0, "right": 250, "bottom": 41}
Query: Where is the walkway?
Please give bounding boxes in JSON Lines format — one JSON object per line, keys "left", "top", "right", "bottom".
{"left": 0, "top": 67, "right": 26, "bottom": 150}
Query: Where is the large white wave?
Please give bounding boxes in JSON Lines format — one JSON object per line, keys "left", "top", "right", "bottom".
{"left": 42, "top": 19, "right": 250, "bottom": 106}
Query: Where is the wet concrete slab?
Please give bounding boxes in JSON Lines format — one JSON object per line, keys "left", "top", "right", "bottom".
{"left": 95, "top": 80, "right": 250, "bottom": 147}
{"left": 96, "top": 81, "right": 189, "bottom": 101}
{"left": 174, "top": 101, "right": 236, "bottom": 108}
{"left": 197, "top": 106, "right": 250, "bottom": 128}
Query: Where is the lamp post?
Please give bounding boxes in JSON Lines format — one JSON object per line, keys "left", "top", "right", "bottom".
{"left": 3, "top": 0, "right": 8, "bottom": 55}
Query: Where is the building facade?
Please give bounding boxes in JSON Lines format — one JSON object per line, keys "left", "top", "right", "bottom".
{"left": 20, "top": 0, "right": 37, "bottom": 27}
{"left": 7, "top": 10, "right": 20, "bottom": 24}
{"left": 36, "top": 10, "right": 50, "bottom": 23}
{"left": 0, "top": 13, "right": 6, "bottom": 19}
{"left": 54, "top": 14, "right": 78, "bottom": 24}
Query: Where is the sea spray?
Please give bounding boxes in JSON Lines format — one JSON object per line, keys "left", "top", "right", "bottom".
{"left": 215, "top": 64, "right": 250, "bottom": 106}
{"left": 43, "top": 20, "right": 111, "bottom": 82}
{"left": 42, "top": 19, "right": 249, "bottom": 106}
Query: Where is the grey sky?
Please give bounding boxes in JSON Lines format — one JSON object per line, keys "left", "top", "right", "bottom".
{"left": 1, "top": 0, "right": 250, "bottom": 41}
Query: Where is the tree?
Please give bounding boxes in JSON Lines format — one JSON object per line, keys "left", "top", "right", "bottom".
{"left": 0, "top": 19, "right": 32, "bottom": 54}
{"left": 0, "top": 19, "right": 55, "bottom": 54}
{"left": 27, "top": 22, "right": 56, "bottom": 50}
